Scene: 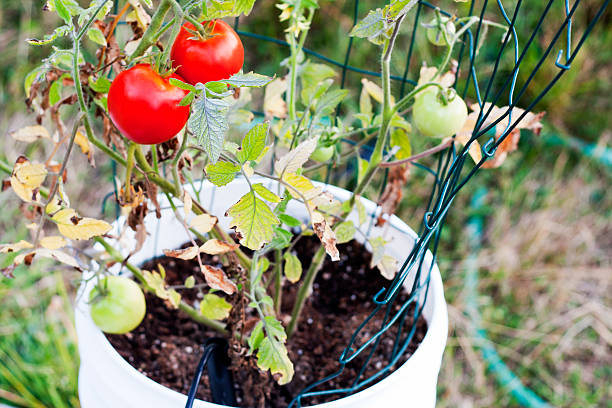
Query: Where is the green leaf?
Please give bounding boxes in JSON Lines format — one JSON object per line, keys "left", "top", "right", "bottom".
{"left": 256, "top": 337, "right": 294, "bottom": 385}
{"left": 357, "top": 157, "right": 368, "bottom": 184}
{"left": 334, "top": 221, "right": 356, "bottom": 244}
{"left": 385, "top": 0, "right": 419, "bottom": 20}
{"left": 223, "top": 141, "right": 240, "bottom": 156}
{"left": 301, "top": 62, "right": 335, "bottom": 103}
{"left": 223, "top": 72, "right": 273, "bottom": 88}
{"left": 188, "top": 93, "right": 231, "bottom": 163}
{"left": 178, "top": 92, "right": 195, "bottom": 107}
{"left": 264, "top": 316, "right": 286, "bottom": 341}
{"left": 202, "top": 0, "right": 255, "bottom": 19}
{"left": 313, "top": 89, "right": 348, "bottom": 122}
{"left": 53, "top": 0, "right": 72, "bottom": 25}
{"left": 269, "top": 227, "right": 292, "bottom": 249}
{"left": 87, "top": 26, "right": 107, "bottom": 45}
{"left": 349, "top": 8, "right": 391, "bottom": 45}
{"left": 248, "top": 321, "right": 264, "bottom": 354}
{"left": 283, "top": 252, "right": 302, "bottom": 283}
{"left": 206, "top": 81, "right": 229, "bottom": 94}
{"left": 258, "top": 257, "right": 270, "bottom": 274}
{"left": 252, "top": 183, "right": 281, "bottom": 203}
{"left": 205, "top": 161, "right": 241, "bottom": 187}
{"left": 48, "top": 80, "right": 62, "bottom": 106}
{"left": 227, "top": 191, "right": 280, "bottom": 250}
{"left": 359, "top": 84, "right": 372, "bottom": 115}
{"left": 356, "top": 197, "right": 367, "bottom": 226}
{"left": 88, "top": 75, "right": 111, "bottom": 94}
{"left": 184, "top": 276, "right": 195, "bottom": 288}
{"left": 169, "top": 78, "right": 197, "bottom": 92}
{"left": 200, "top": 293, "right": 232, "bottom": 320}
{"left": 27, "top": 25, "right": 71, "bottom": 46}
{"left": 390, "top": 128, "right": 412, "bottom": 160}
{"left": 278, "top": 214, "right": 301, "bottom": 227}
{"left": 237, "top": 123, "right": 268, "bottom": 163}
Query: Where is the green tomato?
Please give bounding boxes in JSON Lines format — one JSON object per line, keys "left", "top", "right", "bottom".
{"left": 413, "top": 88, "right": 468, "bottom": 138}
{"left": 89, "top": 275, "right": 146, "bottom": 334}
{"left": 426, "top": 17, "right": 456, "bottom": 46}
{"left": 310, "top": 145, "right": 334, "bottom": 162}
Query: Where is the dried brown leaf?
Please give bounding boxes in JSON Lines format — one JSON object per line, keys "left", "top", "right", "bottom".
{"left": 202, "top": 265, "right": 237, "bottom": 295}
{"left": 163, "top": 246, "right": 199, "bottom": 260}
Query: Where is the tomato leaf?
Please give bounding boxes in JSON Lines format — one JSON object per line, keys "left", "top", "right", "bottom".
{"left": 237, "top": 123, "right": 268, "bottom": 164}
{"left": 10, "top": 125, "right": 50, "bottom": 143}
{"left": 223, "top": 72, "right": 273, "bottom": 88}
{"left": 274, "top": 137, "right": 319, "bottom": 176}
{"left": 205, "top": 161, "right": 241, "bottom": 187}
{"left": 390, "top": 128, "right": 412, "bottom": 159}
{"left": 283, "top": 252, "right": 302, "bottom": 283}
{"left": 200, "top": 239, "right": 239, "bottom": 255}
{"left": 188, "top": 93, "right": 230, "bottom": 164}
{"left": 200, "top": 293, "right": 232, "bottom": 320}
{"left": 201, "top": 265, "right": 237, "bottom": 294}
{"left": 227, "top": 191, "right": 280, "bottom": 250}
{"left": 252, "top": 183, "right": 281, "bottom": 203}
{"left": 256, "top": 334, "right": 293, "bottom": 385}
{"left": 189, "top": 214, "right": 218, "bottom": 234}
{"left": 334, "top": 221, "right": 356, "bottom": 244}
{"left": 248, "top": 321, "right": 264, "bottom": 354}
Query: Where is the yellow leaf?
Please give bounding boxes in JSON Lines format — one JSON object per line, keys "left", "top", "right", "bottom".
{"left": 163, "top": 246, "right": 199, "bottom": 260}
{"left": 10, "top": 157, "right": 47, "bottom": 203}
{"left": 74, "top": 129, "right": 95, "bottom": 166}
{"left": 10, "top": 125, "right": 50, "bottom": 142}
{"left": 0, "top": 240, "right": 34, "bottom": 254}
{"left": 200, "top": 239, "right": 239, "bottom": 255}
{"left": 40, "top": 235, "right": 67, "bottom": 250}
{"left": 361, "top": 78, "right": 395, "bottom": 105}
{"left": 190, "top": 214, "right": 218, "bottom": 234}
{"left": 264, "top": 77, "right": 288, "bottom": 119}
{"left": 51, "top": 208, "right": 112, "bottom": 240}
{"left": 183, "top": 191, "right": 193, "bottom": 216}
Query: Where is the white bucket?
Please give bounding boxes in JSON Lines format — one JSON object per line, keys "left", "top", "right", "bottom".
{"left": 75, "top": 178, "right": 448, "bottom": 407}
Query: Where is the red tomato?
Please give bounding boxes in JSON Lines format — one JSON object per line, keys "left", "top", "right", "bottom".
{"left": 170, "top": 20, "right": 244, "bottom": 85}
{"left": 107, "top": 64, "right": 190, "bottom": 145}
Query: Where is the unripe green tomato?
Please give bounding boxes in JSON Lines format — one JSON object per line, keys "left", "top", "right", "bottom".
{"left": 310, "top": 145, "right": 334, "bottom": 162}
{"left": 413, "top": 88, "right": 468, "bottom": 138}
{"left": 426, "top": 17, "right": 456, "bottom": 46}
{"left": 89, "top": 275, "right": 146, "bottom": 334}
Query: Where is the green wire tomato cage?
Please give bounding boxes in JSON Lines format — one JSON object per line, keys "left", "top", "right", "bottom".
{"left": 105, "top": 0, "right": 609, "bottom": 406}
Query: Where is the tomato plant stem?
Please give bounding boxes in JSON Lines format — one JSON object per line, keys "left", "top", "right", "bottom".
{"left": 274, "top": 249, "right": 283, "bottom": 316}
{"left": 129, "top": 0, "right": 172, "bottom": 62}
{"left": 124, "top": 142, "right": 137, "bottom": 203}
{"left": 286, "top": 245, "right": 326, "bottom": 338}
{"left": 93, "top": 236, "right": 228, "bottom": 335}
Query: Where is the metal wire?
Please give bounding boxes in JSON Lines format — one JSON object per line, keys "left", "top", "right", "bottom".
{"left": 105, "top": 0, "right": 609, "bottom": 405}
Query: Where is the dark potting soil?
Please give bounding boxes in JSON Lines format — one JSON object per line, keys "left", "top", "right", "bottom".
{"left": 106, "top": 236, "right": 427, "bottom": 407}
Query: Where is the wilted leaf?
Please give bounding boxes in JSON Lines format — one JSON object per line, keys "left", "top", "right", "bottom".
{"left": 163, "top": 246, "right": 199, "bottom": 260}
{"left": 227, "top": 191, "right": 280, "bottom": 250}
{"left": 202, "top": 265, "right": 237, "bottom": 295}
{"left": 263, "top": 77, "right": 287, "bottom": 119}
{"left": 190, "top": 214, "right": 218, "bottom": 234}
{"left": 200, "top": 293, "right": 232, "bottom": 320}
{"left": 74, "top": 128, "right": 95, "bottom": 166}
{"left": 0, "top": 240, "right": 34, "bottom": 254}
{"left": 40, "top": 235, "right": 67, "bottom": 250}
{"left": 183, "top": 191, "right": 193, "bottom": 216}
{"left": 10, "top": 125, "right": 50, "bottom": 142}
{"left": 200, "top": 239, "right": 239, "bottom": 255}
{"left": 51, "top": 208, "right": 112, "bottom": 240}
{"left": 126, "top": 0, "right": 151, "bottom": 29}
{"left": 274, "top": 137, "right": 319, "bottom": 176}
{"left": 376, "top": 164, "right": 410, "bottom": 226}
{"left": 10, "top": 156, "right": 47, "bottom": 203}
{"left": 283, "top": 252, "right": 302, "bottom": 283}
{"left": 377, "top": 254, "right": 398, "bottom": 280}
{"left": 312, "top": 211, "right": 339, "bottom": 261}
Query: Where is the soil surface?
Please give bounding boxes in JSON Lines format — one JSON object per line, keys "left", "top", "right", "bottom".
{"left": 107, "top": 236, "right": 427, "bottom": 407}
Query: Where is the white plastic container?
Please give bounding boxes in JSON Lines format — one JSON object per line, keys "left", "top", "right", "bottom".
{"left": 76, "top": 178, "right": 448, "bottom": 408}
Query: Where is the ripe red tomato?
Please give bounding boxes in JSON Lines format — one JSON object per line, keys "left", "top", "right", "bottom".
{"left": 107, "top": 64, "right": 190, "bottom": 145}
{"left": 170, "top": 20, "right": 244, "bottom": 85}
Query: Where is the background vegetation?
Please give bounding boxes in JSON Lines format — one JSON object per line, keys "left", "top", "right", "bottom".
{"left": 0, "top": 0, "right": 610, "bottom": 407}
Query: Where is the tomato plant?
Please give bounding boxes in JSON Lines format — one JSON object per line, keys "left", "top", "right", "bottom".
{"left": 107, "top": 64, "right": 190, "bottom": 145}
{"left": 170, "top": 20, "right": 244, "bottom": 85}
{"left": 89, "top": 276, "right": 146, "bottom": 334}
{"left": 413, "top": 88, "right": 468, "bottom": 138}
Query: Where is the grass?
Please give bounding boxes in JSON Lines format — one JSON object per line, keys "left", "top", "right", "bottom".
{"left": 0, "top": 1, "right": 610, "bottom": 407}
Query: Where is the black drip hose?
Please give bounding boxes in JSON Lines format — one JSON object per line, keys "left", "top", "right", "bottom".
{"left": 185, "top": 338, "right": 237, "bottom": 408}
